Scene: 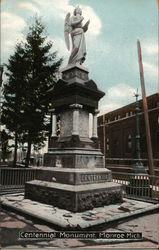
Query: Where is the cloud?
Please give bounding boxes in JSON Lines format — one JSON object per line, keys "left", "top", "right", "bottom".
{"left": 143, "top": 62, "right": 158, "bottom": 77}
{"left": 107, "top": 83, "right": 136, "bottom": 98}
{"left": 18, "top": 2, "right": 40, "bottom": 14}
{"left": 81, "top": 5, "right": 102, "bottom": 36}
{"left": 32, "top": 0, "right": 73, "bottom": 20}
{"left": 32, "top": 0, "right": 101, "bottom": 35}
{"left": 31, "top": 0, "right": 102, "bottom": 64}
{"left": 1, "top": 12, "right": 26, "bottom": 59}
{"left": 143, "top": 43, "right": 158, "bottom": 55}
{"left": 2, "top": 12, "right": 26, "bottom": 30}
{"left": 99, "top": 103, "right": 120, "bottom": 115}
{"left": 2, "top": 1, "right": 101, "bottom": 64}
{"left": 99, "top": 83, "right": 136, "bottom": 115}
{"left": 47, "top": 36, "right": 69, "bottom": 64}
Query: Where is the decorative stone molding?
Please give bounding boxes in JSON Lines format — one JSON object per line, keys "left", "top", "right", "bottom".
{"left": 69, "top": 104, "right": 83, "bottom": 135}
{"left": 61, "top": 64, "right": 89, "bottom": 83}
{"left": 69, "top": 104, "right": 83, "bottom": 109}
{"left": 51, "top": 109, "right": 57, "bottom": 137}
{"left": 92, "top": 109, "right": 100, "bottom": 138}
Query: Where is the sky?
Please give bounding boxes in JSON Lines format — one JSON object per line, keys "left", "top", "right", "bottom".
{"left": 1, "top": 0, "right": 159, "bottom": 115}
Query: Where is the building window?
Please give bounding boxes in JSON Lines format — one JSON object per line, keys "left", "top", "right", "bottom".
{"left": 113, "top": 139, "right": 119, "bottom": 157}
{"left": 128, "top": 134, "right": 132, "bottom": 149}
{"left": 126, "top": 112, "right": 129, "bottom": 117}
{"left": 126, "top": 134, "right": 132, "bottom": 153}
{"left": 106, "top": 138, "right": 109, "bottom": 151}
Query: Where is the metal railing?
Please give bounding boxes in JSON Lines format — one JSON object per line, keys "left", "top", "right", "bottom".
{"left": 106, "top": 158, "right": 159, "bottom": 168}
{"left": 0, "top": 168, "right": 37, "bottom": 193}
{"left": 112, "top": 171, "right": 159, "bottom": 202}
{"left": 1, "top": 168, "right": 159, "bottom": 202}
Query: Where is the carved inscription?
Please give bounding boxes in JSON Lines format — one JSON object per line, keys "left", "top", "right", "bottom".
{"left": 81, "top": 173, "right": 108, "bottom": 182}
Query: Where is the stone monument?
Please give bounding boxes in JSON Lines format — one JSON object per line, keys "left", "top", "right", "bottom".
{"left": 25, "top": 6, "right": 122, "bottom": 212}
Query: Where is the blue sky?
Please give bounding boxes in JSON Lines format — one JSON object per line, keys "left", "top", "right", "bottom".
{"left": 1, "top": 0, "right": 159, "bottom": 114}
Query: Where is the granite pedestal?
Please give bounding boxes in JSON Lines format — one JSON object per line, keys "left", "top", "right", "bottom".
{"left": 25, "top": 64, "right": 123, "bottom": 212}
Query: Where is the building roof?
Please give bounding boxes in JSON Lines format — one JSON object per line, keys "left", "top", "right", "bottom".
{"left": 98, "top": 93, "right": 159, "bottom": 124}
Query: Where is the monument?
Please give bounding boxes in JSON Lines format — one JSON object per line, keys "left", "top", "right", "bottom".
{"left": 25, "top": 6, "right": 123, "bottom": 212}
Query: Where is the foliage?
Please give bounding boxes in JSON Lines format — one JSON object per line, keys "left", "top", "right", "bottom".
{"left": 0, "top": 130, "right": 12, "bottom": 162}
{"left": 2, "top": 17, "right": 62, "bottom": 166}
{"left": 2, "top": 44, "right": 27, "bottom": 165}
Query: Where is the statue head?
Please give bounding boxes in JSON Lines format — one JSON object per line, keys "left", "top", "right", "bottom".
{"left": 74, "top": 6, "right": 82, "bottom": 16}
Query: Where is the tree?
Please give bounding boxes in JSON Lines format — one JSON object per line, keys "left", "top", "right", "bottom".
{"left": 0, "top": 130, "right": 12, "bottom": 162}
{"left": 2, "top": 17, "right": 62, "bottom": 167}
{"left": 22, "top": 17, "right": 62, "bottom": 167}
{"left": 2, "top": 44, "right": 27, "bottom": 166}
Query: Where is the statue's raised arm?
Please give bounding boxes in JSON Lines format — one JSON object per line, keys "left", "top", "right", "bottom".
{"left": 64, "top": 6, "right": 90, "bottom": 65}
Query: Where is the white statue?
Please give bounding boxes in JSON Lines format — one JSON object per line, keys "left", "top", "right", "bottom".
{"left": 64, "top": 6, "right": 90, "bottom": 65}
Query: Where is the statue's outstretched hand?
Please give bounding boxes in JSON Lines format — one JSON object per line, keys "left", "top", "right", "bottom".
{"left": 83, "top": 19, "right": 90, "bottom": 32}
{"left": 81, "top": 16, "right": 84, "bottom": 21}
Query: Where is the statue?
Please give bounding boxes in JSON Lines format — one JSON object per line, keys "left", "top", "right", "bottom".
{"left": 64, "top": 6, "right": 90, "bottom": 65}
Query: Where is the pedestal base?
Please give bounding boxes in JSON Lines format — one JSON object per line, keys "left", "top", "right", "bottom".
{"left": 35, "top": 167, "right": 112, "bottom": 185}
{"left": 25, "top": 180, "right": 122, "bottom": 212}
{"left": 24, "top": 65, "right": 123, "bottom": 212}
{"left": 44, "top": 148, "right": 105, "bottom": 168}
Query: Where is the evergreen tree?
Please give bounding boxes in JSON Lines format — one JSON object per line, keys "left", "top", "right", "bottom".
{"left": 2, "top": 17, "right": 62, "bottom": 167}
{"left": 2, "top": 44, "right": 27, "bottom": 166}
{"left": 22, "top": 17, "right": 62, "bottom": 167}
{"left": 0, "top": 129, "right": 12, "bottom": 162}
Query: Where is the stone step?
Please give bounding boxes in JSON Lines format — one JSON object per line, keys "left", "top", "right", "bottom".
{"left": 25, "top": 180, "right": 122, "bottom": 212}
{"left": 35, "top": 167, "right": 112, "bottom": 185}
{"left": 26, "top": 179, "right": 121, "bottom": 192}
{"left": 44, "top": 149, "right": 105, "bottom": 168}
{"left": 0, "top": 188, "right": 24, "bottom": 195}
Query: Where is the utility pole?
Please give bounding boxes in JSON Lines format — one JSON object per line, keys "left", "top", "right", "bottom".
{"left": 157, "top": 0, "right": 159, "bottom": 93}
{"left": 137, "top": 40, "right": 155, "bottom": 175}
{"left": 0, "top": 65, "right": 4, "bottom": 160}
{"left": 103, "top": 115, "right": 106, "bottom": 156}
{"left": 132, "top": 89, "right": 146, "bottom": 173}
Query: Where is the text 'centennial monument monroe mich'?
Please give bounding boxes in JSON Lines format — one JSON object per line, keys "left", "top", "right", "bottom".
{"left": 25, "top": 6, "right": 123, "bottom": 212}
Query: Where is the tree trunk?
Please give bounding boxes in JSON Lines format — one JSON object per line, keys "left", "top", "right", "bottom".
{"left": 2, "top": 152, "right": 6, "bottom": 163}
{"left": 25, "top": 138, "right": 32, "bottom": 167}
{"left": 13, "top": 131, "right": 18, "bottom": 167}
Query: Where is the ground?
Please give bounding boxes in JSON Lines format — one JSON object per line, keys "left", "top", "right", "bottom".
{"left": 0, "top": 204, "right": 159, "bottom": 249}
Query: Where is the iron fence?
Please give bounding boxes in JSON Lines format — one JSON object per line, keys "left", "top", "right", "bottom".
{"left": 106, "top": 158, "right": 159, "bottom": 168}
{"left": 0, "top": 168, "right": 37, "bottom": 193}
{"left": 0, "top": 168, "right": 159, "bottom": 202}
{"left": 112, "top": 171, "right": 159, "bottom": 202}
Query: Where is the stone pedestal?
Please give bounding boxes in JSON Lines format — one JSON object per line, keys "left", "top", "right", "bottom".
{"left": 25, "top": 64, "right": 123, "bottom": 212}
{"left": 25, "top": 180, "right": 122, "bottom": 212}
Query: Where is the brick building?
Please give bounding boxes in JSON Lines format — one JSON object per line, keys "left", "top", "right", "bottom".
{"left": 98, "top": 93, "right": 159, "bottom": 173}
